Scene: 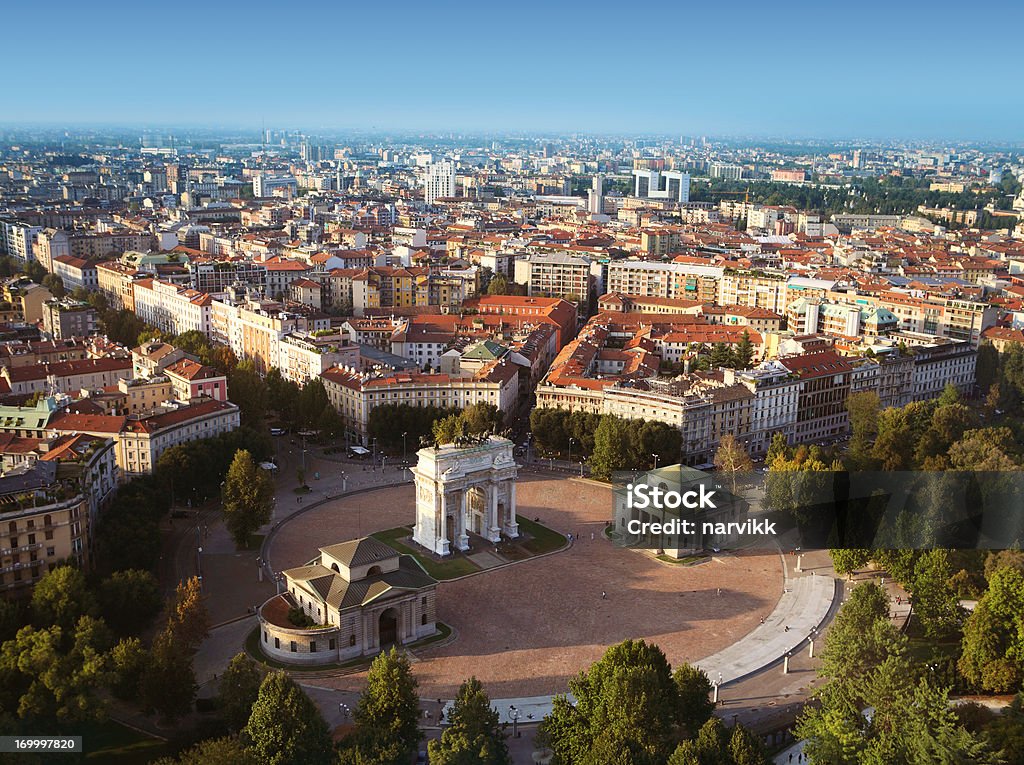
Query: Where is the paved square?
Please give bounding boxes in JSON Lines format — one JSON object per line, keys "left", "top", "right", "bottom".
{"left": 267, "top": 472, "right": 782, "bottom": 697}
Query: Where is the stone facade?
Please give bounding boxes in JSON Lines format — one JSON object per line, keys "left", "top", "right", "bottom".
{"left": 411, "top": 436, "right": 519, "bottom": 556}
{"left": 258, "top": 537, "right": 437, "bottom": 665}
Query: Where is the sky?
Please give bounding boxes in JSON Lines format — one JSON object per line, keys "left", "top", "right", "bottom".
{"left": 3, "top": 0, "right": 1021, "bottom": 142}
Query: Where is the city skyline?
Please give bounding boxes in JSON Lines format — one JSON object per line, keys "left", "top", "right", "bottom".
{"left": 5, "top": 0, "right": 1022, "bottom": 141}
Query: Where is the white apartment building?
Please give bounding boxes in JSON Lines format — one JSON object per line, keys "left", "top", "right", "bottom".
{"left": 132, "top": 278, "right": 213, "bottom": 336}
{"left": 117, "top": 399, "right": 241, "bottom": 477}
{"left": 424, "top": 161, "right": 455, "bottom": 204}
{"left": 605, "top": 261, "right": 724, "bottom": 301}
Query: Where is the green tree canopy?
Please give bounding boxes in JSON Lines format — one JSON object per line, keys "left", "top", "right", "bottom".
{"left": 428, "top": 676, "right": 510, "bottom": 765}
{"left": 245, "top": 671, "right": 334, "bottom": 765}
{"left": 222, "top": 449, "right": 274, "bottom": 548}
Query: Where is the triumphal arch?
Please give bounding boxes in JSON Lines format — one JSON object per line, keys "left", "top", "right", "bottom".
{"left": 411, "top": 435, "right": 519, "bottom": 556}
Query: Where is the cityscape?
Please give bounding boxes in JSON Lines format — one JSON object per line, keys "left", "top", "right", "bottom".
{"left": 3, "top": 3, "right": 1024, "bottom": 764}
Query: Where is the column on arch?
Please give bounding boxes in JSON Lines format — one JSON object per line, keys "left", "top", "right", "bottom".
{"left": 486, "top": 480, "right": 501, "bottom": 543}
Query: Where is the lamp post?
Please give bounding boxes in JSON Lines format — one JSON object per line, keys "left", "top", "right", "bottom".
{"left": 509, "top": 705, "right": 520, "bottom": 739}
{"left": 568, "top": 437, "right": 575, "bottom": 468}
{"left": 402, "top": 432, "right": 408, "bottom": 463}
{"left": 652, "top": 453, "right": 659, "bottom": 470}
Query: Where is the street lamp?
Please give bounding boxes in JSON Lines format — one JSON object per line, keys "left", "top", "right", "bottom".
{"left": 402, "top": 432, "right": 408, "bottom": 463}
{"left": 509, "top": 705, "right": 520, "bottom": 739}
{"left": 568, "top": 437, "right": 575, "bottom": 467}
{"left": 652, "top": 453, "right": 660, "bottom": 469}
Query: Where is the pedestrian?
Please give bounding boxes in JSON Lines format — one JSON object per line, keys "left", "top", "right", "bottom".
{"left": 567, "top": 533, "right": 573, "bottom": 542}
{"left": 590, "top": 532, "right": 594, "bottom": 541}
{"left": 759, "top": 616, "right": 765, "bottom": 625}
{"left": 717, "top": 587, "right": 721, "bottom": 596}
{"left": 601, "top": 591, "right": 607, "bottom": 599}
{"left": 784, "top": 625, "right": 790, "bottom": 632}
{"left": 789, "top": 755, "right": 793, "bottom": 764}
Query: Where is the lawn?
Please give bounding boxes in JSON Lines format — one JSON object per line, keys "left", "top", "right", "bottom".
{"left": 83, "top": 720, "right": 170, "bottom": 763}
{"left": 515, "top": 515, "right": 567, "bottom": 555}
{"left": 371, "top": 527, "right": 480, "bottom": 579}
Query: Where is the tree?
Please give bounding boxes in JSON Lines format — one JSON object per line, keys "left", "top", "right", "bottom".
{"left": 589, "top": 415, "right": 632, "bottom": 480}
{"left": 460, "top": 402, "right": 504, "bottom": 435}
{"left": 846, "top": 392, "right": 880, "bottom": 469}
{"left": 166, "top": 577, "right": 210, "bottom": 655}
{"left": 714, "top": 434, "right": 752, "bottom": 495}
{"left": 0, "top": 616, "right": 114, "bottom": 727}
{"left": 976, "top": 342, "right": 999, "bottom": 392}
{"left": 734, "top": 330, "right": 755, "bottom": 370}
{"left": 949, "top": 427, "right": 1021, "bottom": 470}
{"left": 140, "top": 630, "right": 196, "bottom": 722}
{"left": 541, "top": 640, "right": 685, "bottom": 765}
{"left": 828, "top": 549, "right": 871, "bottom": 579}
{"left": 800, "top": 654, "right": 997, "bottom": 764}
{"left": 672, "top": 663, "right": 715, "bottom": 738}
{"left": 818, "top": 582, "right": 906, "bottom": 706}
{"left": 960, "top": 566, "right": 1024, "bottom": 692}
{"left": 31, "top": 565, "right": 95, "bottom": 631}
{"left": 428, "top": 676, "right": 510, "bottom": 765}
{"left": 297, "top": 378, "right": 330, "bottom": 430}
{"left": 245, "top": 671, "right": 334, "bottom": 765}
{"left": 98, "top": 570, "right": 162, "bottom": 637}
{"left": 42, "top": 273, "right": 66, "bottom": 299}
{"left": 172, "top": 330, "right": 212, "bottom": 359}
{"left": 341, "top": 647, "right": 421, "bottom": 763}
{"left": 152, "top": 736, "right": 256, "bottom": 765}
{"left": 227, "top": 361, "right": 268, "bottom": 425}
{"left": 222, "top": 449, "right": 274, "bottom": 548}
{"left": 487, "top": 274, "right": 511, "bottom": 295}
{"left": 219, "top": 653, "right": 263, "bottom": 731}
{"left": 433, "top": 413, "right": 465, "bottom": 445}
{"left": 911, "top": 549, "right": 963, "bottom": 639}
{"left": 729, "top": 723, "right": 771, "bottom": 764}
{"left": 109, "top": 637, "right": 147, "bottom": 700}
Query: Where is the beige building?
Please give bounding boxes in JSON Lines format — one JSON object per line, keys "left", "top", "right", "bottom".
{"left": 258, "top": 537, "right": 437, "bottom": 665}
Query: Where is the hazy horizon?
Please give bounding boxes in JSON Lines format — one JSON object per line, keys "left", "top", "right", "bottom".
{"left": 4, "top": 0, "right": 1022, "bottom": 143}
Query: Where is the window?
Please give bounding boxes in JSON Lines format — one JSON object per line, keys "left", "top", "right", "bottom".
{"left": 274, "top": 637, "right": 280, "bottom": 649}
{"left": 329, "top": 638, "right": 336, "bottom": 650}
{"left": 349, "top": 634, "right": 356, "bottom": 647}
{"left": 263, "top": 631, "right": 268, "bottom": 642}
{"left": 421, "top": 614, "right": 428, "bottom": 626}
{"left": 290, "top": 641, "right": 297, "bottom": 653}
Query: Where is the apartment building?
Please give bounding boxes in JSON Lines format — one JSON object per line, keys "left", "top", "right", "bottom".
{"left": 132, "top": 278, "right": 213, "bottom": 336}
{"left": 116, "top": 399, "right": 241, "bottom": 477}
{"left": 0, "top": 357, "right": 133, "bottom": 397}
{"left": 163, "top": 359, "right": 229, "bottom": 402}
{"left": 780, "top": 350, "right": 852, "bottom": 443}
{"left": 41, "top": 299, "right": 98, "bottom": 340}
{"left": 51, "top": 255, "right": 98, "bottom": 291}
{"left": 0, "top": 462, "right": 89, "bottom": 595}
{"left": 513, "top": 252, "right": 592, "bottom": 304}
{"left": 210, "top": 297, "right": 318, "bottom": 375}
{"left": 321, "top": 362, "right": 519, "bottom": 445}
{"left": 278, "top": 332, "right": 359, "bottom": 386}
{"left": 605, "top": 261, "right": 722, "bottom": 303}
{"left": 718, "top": 269, "right": 789, "bottom": 314}
{"left": 96, "top": 261, "right": 139, "bottom": 310}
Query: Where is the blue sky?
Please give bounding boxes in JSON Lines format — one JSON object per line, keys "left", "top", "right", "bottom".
{"left": 3, "top": 0, "right": 1021, "bottom": 141}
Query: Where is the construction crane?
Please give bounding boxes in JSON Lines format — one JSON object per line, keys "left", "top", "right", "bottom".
{"left": 711, "top": 189, "right": 751, "bottom": 204}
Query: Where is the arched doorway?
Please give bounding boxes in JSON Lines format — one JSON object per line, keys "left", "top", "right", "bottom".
{"left": 379, "top": 608, "right": 399, "bottom": 647}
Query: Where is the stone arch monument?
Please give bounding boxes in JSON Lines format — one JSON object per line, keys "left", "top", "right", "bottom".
{"left": 412, "top": 435, "right": 519, "bottom": 556}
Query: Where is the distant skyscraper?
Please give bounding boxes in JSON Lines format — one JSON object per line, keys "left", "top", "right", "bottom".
{"left": 587, "top": 174, "right": 604, "bottom": 214}
{"left": 851, "top": 150, "right": 862, "bottom": 169}
{"left": 424, "top": 161, "right": 455, "bottom": 204}
{"left": 631, "top": 169, "right": 690, "bottom": 203}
